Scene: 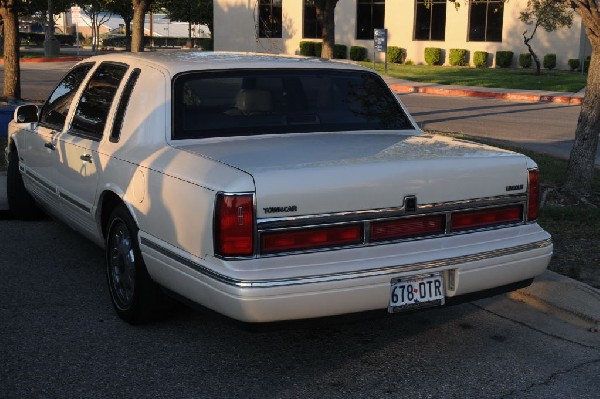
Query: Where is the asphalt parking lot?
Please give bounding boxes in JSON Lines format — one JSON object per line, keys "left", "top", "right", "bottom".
{"left": 1, "top": 58, "right": 599, "bottom": 398}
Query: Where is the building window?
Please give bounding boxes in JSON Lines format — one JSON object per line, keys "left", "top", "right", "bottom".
{"left": 414, "top": 0, "right": 446, "bottom": 41}
{"left": 468, "top": 0, "right": 504, "bottom": 42}
{"left": 303, "top": 0, "right": 322, "bottom": 39}
{"left": 356, "top": 0, "right": 385, "bottom": 40}
{"left": 258, "top": 0, "right": 282, "bottom": 38}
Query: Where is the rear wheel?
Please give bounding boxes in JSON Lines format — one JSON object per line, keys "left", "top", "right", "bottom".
{"left": 105, "top": 205, "right": 171, "bottom": 324}
{"left": 6, "top": 149, "right": 44, "bottom": 220}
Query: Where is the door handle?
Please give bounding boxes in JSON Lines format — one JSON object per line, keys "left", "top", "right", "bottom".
{"left": 80, "top": 154, "right": 93, "bottom": 163}
{"left": 44, "top": 142, "right": 55, "bottom": 150}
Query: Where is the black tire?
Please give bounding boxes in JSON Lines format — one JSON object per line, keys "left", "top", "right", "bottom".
{"left": 105, "top": 205, "right": 171, "bottom": 324}
{"left": 6, "top": 149, "right": 44, "bottom": 220}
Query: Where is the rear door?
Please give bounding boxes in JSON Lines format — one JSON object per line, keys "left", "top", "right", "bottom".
{"left": 53, "top": 62, "right": 129, "bottom": 234}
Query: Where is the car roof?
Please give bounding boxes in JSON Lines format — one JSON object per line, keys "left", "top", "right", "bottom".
{"left": 81, "top": 51, "right": 370, "bottom": 75}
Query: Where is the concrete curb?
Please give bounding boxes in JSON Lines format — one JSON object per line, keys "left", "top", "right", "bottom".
{"left": 389, "top": 83, "right": 584, "bottom": 105}
{"left": 0, "top": 56, "right": 87, "bottom": 63}
{"left": 514, "top": 271, "right": 600, "bottom": 330}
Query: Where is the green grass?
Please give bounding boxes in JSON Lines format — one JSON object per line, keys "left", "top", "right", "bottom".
{"left": 361, "top": 62, "right": 587, "bottom": 92}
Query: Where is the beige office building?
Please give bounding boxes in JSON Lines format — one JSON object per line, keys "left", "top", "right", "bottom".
{"left": 214, "top": 0, "right": 590, "bottom": 69}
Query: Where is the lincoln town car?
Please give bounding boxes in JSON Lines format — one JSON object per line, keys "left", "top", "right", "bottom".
{"left": 5, "top": 52, "right": 552, "bottom": 324}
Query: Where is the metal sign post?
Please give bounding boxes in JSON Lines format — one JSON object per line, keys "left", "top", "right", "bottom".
{"left": 374, "top": 28, "right": 388, "bottom": 72}
{"left": 71, "top": 6, "right": 81, "bottom": 56}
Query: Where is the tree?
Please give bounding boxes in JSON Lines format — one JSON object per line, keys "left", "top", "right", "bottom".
{"left": 81, "top": 1, "right": 112, "bottom": 52}
{"left": 105, "top": 0, "right": 134, "bottom": 50}
{"left": 561, "top": 0, "right": 600, "bottom": 197}
{"left": 161, "top": 0, "right": 212, "bottom": 48}
{"left": 0, "top": 0, "right": 21, "bottom": 99}
{"left": 519, "top": 0, "right": 573, "bottom": 75}
{"left": 131, "top": 0, "right": 152, "bottom": 52}
{"left": 314, "top": 0, "right": 338, "bottom": 59}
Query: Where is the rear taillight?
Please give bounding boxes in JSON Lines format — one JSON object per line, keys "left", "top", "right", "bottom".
{"left": 370, "top": 215, "right": 445, "bottom": 242}
{"left": 528, "top": 169, "right": 540, "bottom": 222}
{"left": 261, "top": 224, "right": 363, "bottom": 254}
{"left": 451, "top": 205, "right": 523, "bottom": 231}
{"left": 214, "top": 193, "right": 254, "bottom": 257}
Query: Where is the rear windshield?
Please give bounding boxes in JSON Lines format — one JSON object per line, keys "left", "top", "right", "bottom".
{"left": 172, "top": 69, "right": 414, "bottom": 140}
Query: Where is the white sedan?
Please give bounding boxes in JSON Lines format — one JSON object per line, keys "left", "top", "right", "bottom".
{"left": 5, "top": 52, "right": 552, "bottom": 324}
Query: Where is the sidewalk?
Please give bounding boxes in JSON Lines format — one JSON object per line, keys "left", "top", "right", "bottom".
{"left": 383, "top": 76, "right": 586, "bottom": 105}
{"left": 0, "top": 170, "right": 598, "bottom": 330}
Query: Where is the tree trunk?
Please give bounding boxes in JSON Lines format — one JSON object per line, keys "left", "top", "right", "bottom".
{"left": 0, "top": 1, "right": 20, "bottom": 99}
{"left": 91, "top": 14, "right": 98, "bottom": 52}
{"left": 523, "top": 36, "right": 541, "bottom": 75}
{"left": 124, "top": 17, "right": 132, "bottom": 51}
{"left": 187, "top": 21, "right": 192, "bottom": 48}
{"left": 563, "top": 48, "right": 600, "bottom": 197}
{"left": 131, "top": 0, "right": 152, "bottom": 53}
{"left": 522, "top": 25, "right": 541, "bottom": 75}
{"left": 315, "top": 0, "right": 338, "bottom": 59}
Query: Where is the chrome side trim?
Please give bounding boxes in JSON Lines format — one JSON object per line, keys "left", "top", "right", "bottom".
{"left": 257, "top": 194, "right": 528, "bottom": 229}
{"left": 142, "top": 237, "right": 239, "bottom": 286}
{"left": 25, "top": 170, "right": 56, "bottom": 194}
{"left": 59, "top": 192, "right": 91, "bottom": 213}
{"left": 142, "top": 237, "right": 552, "bottom": 289}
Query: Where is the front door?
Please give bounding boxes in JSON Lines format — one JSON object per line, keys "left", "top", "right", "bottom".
{"left": 18, "top": 63, "right": 94, "bottom": 210}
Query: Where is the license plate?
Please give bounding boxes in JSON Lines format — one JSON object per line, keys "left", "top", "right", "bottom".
{"left": 388, "top": 273, "right": 445, "bottom": 313}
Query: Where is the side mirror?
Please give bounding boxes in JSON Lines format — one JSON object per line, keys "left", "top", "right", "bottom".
{"left": 14, "top": 104, "right": 39, "bottom": 124}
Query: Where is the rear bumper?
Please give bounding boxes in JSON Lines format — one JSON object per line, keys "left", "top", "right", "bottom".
{"left": 141, "top": 224, "right": 552, "bottom": 322}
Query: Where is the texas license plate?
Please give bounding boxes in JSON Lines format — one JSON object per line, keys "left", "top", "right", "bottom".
{"left": 388, "top": 273, "right": 445, "bottom": 313}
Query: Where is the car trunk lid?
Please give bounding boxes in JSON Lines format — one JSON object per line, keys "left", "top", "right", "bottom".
{"left": 176, "top": 133, "right": 529, "bottom": 219}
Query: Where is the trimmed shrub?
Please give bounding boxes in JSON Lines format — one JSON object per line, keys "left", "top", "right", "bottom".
{"left": 449, "top": 48, "right": 467, "bottom": 66}
{"left": 568, "top": 58, "right": 580, "bottom": 71}
{"left": 424, "top": 47, "right": 443, "bottom": 66}
{"left": 543, "top": 53, "right": 557, "bottom": 70}
{"left": 314, "top": 42, "right": 323, "bottom": 57}
{"left": 333, "top": 44, "right": 347, "bottom": 59}
{"left": 349, "top": 45, "right": 367, "bottom": 61}
{"left": 299, "top": 41, "right": 316, "bottom": 56}
{"left": 387, "top": 46, "right": 406, "bottom": 64}
{"left": 519, "top": 53, "right": 532, "bottom": 68}
{"left": 473, "top": 51, "right": 488, "bottom": 68}
{"left": 20, "top": 32, "right": 75, "bottom": 46}
{"left": 404, "top": 59, "right": 414, "bottom": 65}
{"left": 495, "top": 51, "right": 513, "bottom": 68}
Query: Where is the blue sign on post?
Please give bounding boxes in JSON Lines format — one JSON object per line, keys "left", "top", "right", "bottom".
{"left": 373, "top": 28, "right": 388, "bottom": 72}
{"left": 374, "top": 29, "right": 387, "bottom": 52}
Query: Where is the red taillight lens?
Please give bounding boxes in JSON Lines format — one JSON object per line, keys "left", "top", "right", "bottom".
{"left": 214, "top": 194, "right": 254, "bottom": 257}
{"left": 528, "top": 169, "right": 540, "bottom": 222}
{"left": 261, "top": 224, "right": 363, "bottom": 254}
{"left": 371, "top": 215, "right": 445, "bottom": 242}
{"left": 451, "top": 205, "right": 523, "bottom": 231}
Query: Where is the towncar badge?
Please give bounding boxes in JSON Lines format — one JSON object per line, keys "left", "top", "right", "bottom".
{"left": 263, "top": 206, "right": 298, "bottom": 214}
{"left": 506, "top": 184, "right": 524, "bottom": 192}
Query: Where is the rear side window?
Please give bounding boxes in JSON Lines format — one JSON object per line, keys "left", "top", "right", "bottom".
{"left": 110, "top": 68, "right": 141, "bottom": 143}
{"left": 70, "top": 62, "right": 128, "bottom": 140}
{"left": 172, "top": 69, "right": 414, "bottom": 140}
{"left": 39, "top": 63, "right": 94, "bottom": 131}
